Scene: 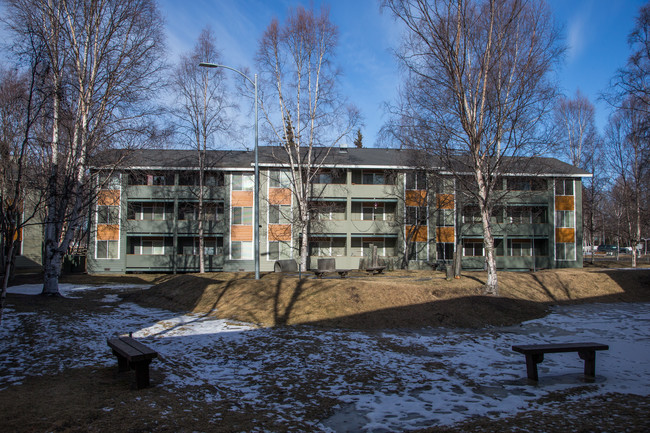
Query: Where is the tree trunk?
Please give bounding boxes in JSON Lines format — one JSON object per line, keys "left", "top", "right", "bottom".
{"left": 42, "top": 246, "right": 63, "bottom": 296}
{"left": 198, "top": 152, "right": 205, "bottom": 273}
{"left": 300, "top": 212, "right": 309, "bottom": 271}
{"left": 1, "top": 241, "right": 16, "bottom": 323}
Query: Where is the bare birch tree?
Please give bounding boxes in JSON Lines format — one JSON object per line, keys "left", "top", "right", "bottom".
{"left": 606, "top": 98, "right": 649, "bottom": 267}
{"left": 0, "top": 63, "right": 45, "bottom": 321}
{"left": 554, "top": 90, "right": 600, "bottom": 169}
{"left": 383, "top": 0, "right": 561, "bottom": 295}
{"left": 172, "top": 27, "right": 232, "bottom": 273}
{"left": 256, "top": 5, "right": 359, "bottom": 270}
{"left": 4, "top": 0, "right": 166, "bottom": 295}
{"left": 553, "top": 90, "right": 602, "bottom": 262}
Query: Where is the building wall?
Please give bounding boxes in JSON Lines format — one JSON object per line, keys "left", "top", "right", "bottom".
{"left": 87, "top": 167, "right": 585, "bottom": 274}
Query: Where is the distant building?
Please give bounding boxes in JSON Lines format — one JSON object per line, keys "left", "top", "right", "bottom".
{"left": 87, "top": 147, "right": 589, "bottom": 273}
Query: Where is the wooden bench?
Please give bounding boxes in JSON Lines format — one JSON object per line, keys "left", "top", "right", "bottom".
{"left": 313, "top": 258, "right": 350, "bottom": 279}
{"left": 107, "top": 336, "right": 158, "bottom": 389}
{"left": 512, "top": 342, "right": 609, "bottom": 382}
{"left": 365, "top": 266, "right": 386, "bottom": 275}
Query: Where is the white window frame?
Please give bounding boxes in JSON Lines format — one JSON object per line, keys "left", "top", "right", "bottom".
{"left": 232, "top": 173, "right": 254, "bottom": 191}
{"left": 95, "top": 239, "right": 120, "bottom": 259}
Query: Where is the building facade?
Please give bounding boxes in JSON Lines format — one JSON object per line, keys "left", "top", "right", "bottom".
{"left": 87, "top": 147, "right": 589, "bottom": 274}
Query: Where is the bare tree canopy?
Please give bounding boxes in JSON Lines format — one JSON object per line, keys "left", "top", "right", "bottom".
{"left": 256, "top": 4, "right": 360, "bottom": 270}
{"left": 3, "top": 0, "right": 166, "bottom": 295}
{"left": 553, "top": 90, "right": 600, "bottom": 170}
{"left": 383, "top": 0, "right": 562, "bottom": 294}
{"left": 171, "top": 27, "right": 233, "bottom": 273}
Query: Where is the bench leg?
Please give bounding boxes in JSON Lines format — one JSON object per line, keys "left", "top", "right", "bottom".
{"left": 133, "top": 360, "right": 152, "bottom": 389}
{"left": 112, "top": 350, "right": 129, "bottom": 372}
{"left": 525, "top": 354, "right": 544, "bottom": 381}
{"left": 579, "top": 350, "right": 596, "bottom": 379}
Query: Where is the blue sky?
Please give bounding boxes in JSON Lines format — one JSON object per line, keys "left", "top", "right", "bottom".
{"left": 160, "top": 0, "right": 646, "bottom": 148}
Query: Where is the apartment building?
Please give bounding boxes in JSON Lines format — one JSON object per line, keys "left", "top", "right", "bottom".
{"left": 87, "top": 147, "right": 589, "bottom": 273}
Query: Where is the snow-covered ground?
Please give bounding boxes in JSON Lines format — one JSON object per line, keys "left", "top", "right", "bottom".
{"left": 2, "top": 283, "right": 649, "bottom": 432}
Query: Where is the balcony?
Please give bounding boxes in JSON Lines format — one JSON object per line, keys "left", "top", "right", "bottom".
{"left": 125, "top": 254, "right": 224, "bottom": 271}
{"left": 125, "top": 185, "right": 226, "bottom": 200}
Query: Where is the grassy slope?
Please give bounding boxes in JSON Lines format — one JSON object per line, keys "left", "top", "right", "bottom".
{"left": 124, "top": 267, "right": 650, "bottom": 329}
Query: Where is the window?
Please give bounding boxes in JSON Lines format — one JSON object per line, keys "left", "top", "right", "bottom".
{"left": 233, "top": 207, "right": 253, "bottom": 225}
{"left": 268, "top": 241, "right": 292, "bottom": 260}
{"left": 531, "top": 206, "right": 548, "bottom": 224}
{"left": 491, "top": 207, "right": 504, "bottom": 224}
{"left": 362, "top": 202, "right": 384, "bottom": 221}
{"left": 141, "top": 238, "right": 164, "bottom": 255}
{"left": 269, "top": 170, "right": 292, "bottom": 188}
{"left": 269, "top": 204, "right": 291, "bottom": 224}
{"left": 178, "top": 173, "right": 197, "bottom": 186}
{"left": 206, "top": 172, "right": 225, "bottom": 186}
{"left": 463, "top": 206, "right": 481, "bottom": 223}
{"left": 97, "top": 206, "right": 119, "bottom": 225}
{"left": 406, "top": 171, "right": 427, "bottom": 190}
{"left": 437, "top": 243, "right": 454, "bottom": 261}
{"left": 408, "top": 241, "right": 428, "bottom": 261}
{"left": 507, "top": 177, "right": 546, "bottom": 191}
{"left": 406, "top": 206, "right": 427, "bottom": 225}
{"left": 178, "top": 237, "right": 224, "bottom": 255}
{"left": 96, "top": 240, "right": 119, "bottom": 259}
{"left": 232, "top": 173, "right": 254, "bottom": 191}
{"left": 494, "top": 238, "right": 505, "bottom": 256}
{"left": 311, "top": 202, "right": 346, "bottom": 221}
{"left": 555, "top": 210, "right": 574, "bottom": 228}
{"left": 463, "top": 239, "right": 483, "bottom": 256}
{"left": 508, "top": 206, "right": 548, "bottom": 224}
{"left": 555, "top": 179, "right": 574, "bottom": 196}
{"left": 203, "top": 202, "right": 224, "bottom": 221}
{"left": 231, "top": 241, "right": 253, "bottom": 259}
{"left": 360, "top": 170, "right": 395, "bottom": 185}
{"left": 508, "top": 239, "right": 532, "bottom": 257}
{"left": 556, "top": 242, "right": 575, "bottom": 260}
{"left": 436, "top": 209, "right": 454, "bottom": 227}
{"left": 439, "top": 177, "right": 454, "bottom": 194}
{"left": 128, "top": 202, "right": 170, "bottom": 221}
{"left": 98, "top": 172, "right": 120, "bottom": 190}
{"left": 313, "top": 170, "right": 345, "bottom": 184}
{"left": 142, "top": 203, "right": 166, "bottom": 221}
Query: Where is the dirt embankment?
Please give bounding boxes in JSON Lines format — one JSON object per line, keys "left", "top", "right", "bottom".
{"left": 123, "top": 266, "right": 650, "bottom": 329}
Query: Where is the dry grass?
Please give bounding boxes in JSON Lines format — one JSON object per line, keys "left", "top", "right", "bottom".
{"left": 124, "top": 266, "right": 650, "bottom": 329}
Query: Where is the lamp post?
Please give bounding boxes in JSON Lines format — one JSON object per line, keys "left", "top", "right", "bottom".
{"left": 199, "top": 62, "right": 259, "bottom": 280}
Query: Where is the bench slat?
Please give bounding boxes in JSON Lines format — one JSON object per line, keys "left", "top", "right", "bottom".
{"left": 108, "top": 337, "right": 158, "bottom": 362}
{"left": 512, "top": 342, "right": 609, "bottom": 355}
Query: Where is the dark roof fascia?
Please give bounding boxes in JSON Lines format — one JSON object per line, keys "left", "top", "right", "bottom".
{"left": 89, "top": 147, "right": 591, "bottom": 177}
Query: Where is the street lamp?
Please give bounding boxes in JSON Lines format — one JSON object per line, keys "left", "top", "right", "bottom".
{"left": 199, "top": 62, "right": 259, "bottom": 280}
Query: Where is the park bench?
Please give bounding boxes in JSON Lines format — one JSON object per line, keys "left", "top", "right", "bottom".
{"left": 313, "top": 258, "right": 350, "bottom": 279}
{"left": 511, "top": 342, "right": 609, "bottom": 382}
{"left": 107, "top": 336, "right": 158, "bottom": 389}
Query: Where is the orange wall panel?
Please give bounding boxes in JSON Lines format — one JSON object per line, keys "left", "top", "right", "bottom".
{"left": 555, "top": 227, "right": 575, "bottom": 243}
{"left": 405, "top": 190, "right": 427, "bottom": 207}
{"left": 555, "top": 196, "right": 574, "bottom": 211}
{"left": 231, "top": 191, "right": 254, "bottom": 207}
{"left": 269, "top": 188, "right": 292, "bottom": 205}
{"left": 231, "top": 225, "right": 253, "bottom": 241}
{"left": 268, "top": 224, "right": 292, "bottom": 241}
{"left": 406, "top": 225, "right": 428, "bottom": 242}
{"left": 98, "top": 190, "right": 120, "bottom": 206}
{"left": 97, "top": 224, "right": 120, "bottom": 240}
{"left": 436, "top": 226, "right": 455, "bottom": 243}
{"left": 436, "top": 194, "right": 454, "bottom": 210}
